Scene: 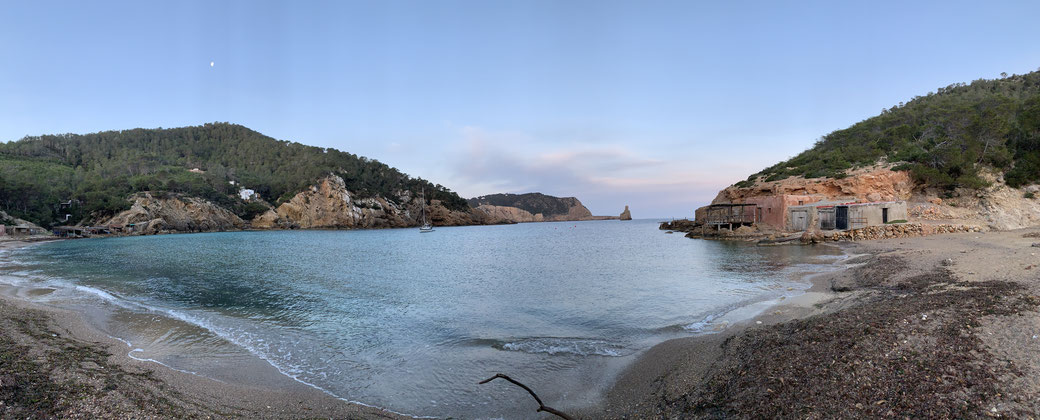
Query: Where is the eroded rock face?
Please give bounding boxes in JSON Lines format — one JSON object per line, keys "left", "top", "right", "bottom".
{"left": 715, "top": 167, "right": 914, "bottom": 204}
{"left": 620, "top": 205, "right": 632, "bottom": 220}
{"left": 251, "top": 175, "right": 501, "bottom": 229}
{"left": 474, "top": 205, "right": 543, "bottom": 223}
{"left": 102, "top": 193, "right": 245, "bottom": 234}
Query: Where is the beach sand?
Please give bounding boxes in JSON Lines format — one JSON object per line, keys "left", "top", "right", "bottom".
{"left": 600, "top": 229, "right": 1040, "bottom": 418}
{"left": 0, "top": 238, "right": 403, "bottom": 419}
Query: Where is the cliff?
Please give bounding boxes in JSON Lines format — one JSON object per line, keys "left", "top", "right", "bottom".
{"left": 251, "top": 175, "right": 501, "bottom": 229}
{"left": 468, "top": 193, "right": 615, "bottom": 223}
{"left": 713, "top": 166, "right": 914, "bottom": 205}
{"left": 709, "top": 162, "right": 1040, "bottom": 231}
{"left": 473, "top": 205, "right": 543, "bottom": 223}
{"left": 100, "top": 193, "right": 245, "bottom": 234}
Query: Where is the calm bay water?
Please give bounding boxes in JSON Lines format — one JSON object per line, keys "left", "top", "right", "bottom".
{"left": 0, "top": 220, "right": 841, "bottom": 418}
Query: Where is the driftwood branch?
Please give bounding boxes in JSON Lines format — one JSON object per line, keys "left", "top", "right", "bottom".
{"left": 479, "top": 373, "right": 575, "bottom": 420}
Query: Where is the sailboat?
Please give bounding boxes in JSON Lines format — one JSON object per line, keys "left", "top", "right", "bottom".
{"left": 419, "top": 188, "right": 434, "bottom": 233}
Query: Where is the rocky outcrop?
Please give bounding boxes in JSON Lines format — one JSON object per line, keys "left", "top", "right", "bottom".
{"left": 474, "top": 205, "right": 542, "bottom": 223}
{"left": 101, "top": 193, "right": 245, "bottom": 234}
{"left": 620, "top": 205, "right": 632, "bottom": 220}
{"left": 252, "top": 175, "right": 502, "bottom": 229}
{"left": 714, "top": 167, "right": 914, "bottom": 205}
{"left": 469, "top": 192, "right": 616, "bottom": 223}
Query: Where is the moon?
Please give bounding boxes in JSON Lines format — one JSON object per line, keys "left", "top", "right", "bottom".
{"left": 210, "top": 61, "right": 214, "bottom": 67}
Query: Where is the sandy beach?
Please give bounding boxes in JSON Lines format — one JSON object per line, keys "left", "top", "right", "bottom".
{"left": 0, "top": 238, "right": 403, "bottom": 419}
{"left": 602, "top": 229, "right": 1040, "bottom": 418}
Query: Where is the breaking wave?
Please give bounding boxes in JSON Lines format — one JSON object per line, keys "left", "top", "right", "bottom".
{"left": 494, "top": 337, "right": 629, "bottom": 357}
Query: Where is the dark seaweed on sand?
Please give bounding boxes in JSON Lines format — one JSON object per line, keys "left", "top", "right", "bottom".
{"left": 668, "top": 257, "right": 1039, "bottom": 419}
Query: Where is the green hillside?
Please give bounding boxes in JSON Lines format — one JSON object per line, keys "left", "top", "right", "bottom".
{"left": 0, "top": 123, "right": 468, "bottom": 227}
{"left": 467, "top": 193, "right": 578, "bottom": 217}
{"left": 738, "top": 70, "right": 1040, "bottom": 190}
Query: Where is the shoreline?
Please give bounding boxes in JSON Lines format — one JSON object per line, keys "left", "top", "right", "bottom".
{"left": 0, "top": 224, "right": 838, "bottom": 418}
{"left": 0, "top": 239, "right": 406, "bottom": 419}
{"left": 603, "top": 228, "right": 1040, "bottom": 417}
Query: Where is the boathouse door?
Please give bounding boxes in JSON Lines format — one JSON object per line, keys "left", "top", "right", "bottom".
{"left": 882, "top": 208, "right": 889, "bottom": 224}
{"left": 790, "top": 209, "right": 809, "bottom": 231}
{"left": 835, "top": 206, "right": 849, "bottom": 230}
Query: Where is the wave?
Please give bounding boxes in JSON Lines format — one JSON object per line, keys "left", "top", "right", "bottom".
{"left": 683, "top": 312, "right": 727, "bottom": 334}
{"left": 492, "top": 337, "right": 629, "bottom": 357}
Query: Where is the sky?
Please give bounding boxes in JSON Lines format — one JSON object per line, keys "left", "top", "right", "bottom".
{"left": 2, "top": 1, "right": 1040, "bottom": 218}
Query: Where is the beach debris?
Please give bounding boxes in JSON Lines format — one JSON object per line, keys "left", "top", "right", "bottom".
{"left": 669, "top": 256, "right": 1040, "bottom": 419}
{"left": 479, "top": 373, "right": 574, "bottom": 420}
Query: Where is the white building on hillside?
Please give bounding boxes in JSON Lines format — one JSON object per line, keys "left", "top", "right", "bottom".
{"left": 239, "top": 188, "right": 257, "bottom": 201}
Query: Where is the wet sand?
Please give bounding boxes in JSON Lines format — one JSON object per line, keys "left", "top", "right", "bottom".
{"left": 0, "top": 238, "right": 403, "bottom": 419}
{"left": 601, "top": 229, "right": 1040, "bottom": 418}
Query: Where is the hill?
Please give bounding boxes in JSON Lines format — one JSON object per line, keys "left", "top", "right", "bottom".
{"left": 467, "top": 193, "right": 589, "bottom": 218}
{"left": 0, "top": 123, "right": 468, "bottom": 227}
{"left": 467, "top": 193, "right": 623, "bottom": 223}
{"left": 738, "top": 70, "right": 1040, "bottom": 191}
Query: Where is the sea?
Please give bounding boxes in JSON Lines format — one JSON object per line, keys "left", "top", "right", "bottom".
{"left": 0, "top": 219, "right": 843, "bottom": 418}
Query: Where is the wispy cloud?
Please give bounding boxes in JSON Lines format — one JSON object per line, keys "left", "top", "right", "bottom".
{"left": 445, "top": 126, "right": 744, "bottom": 218}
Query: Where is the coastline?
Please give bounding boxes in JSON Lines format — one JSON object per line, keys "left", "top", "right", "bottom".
{"left": 0, "top": 227, "right": 851, "bottom": 419}
{"left": 602, "top": 229, "right": 1040, "bottom": 417}
{"left": 0, "top": 239, "right": 404, "bottom": 419}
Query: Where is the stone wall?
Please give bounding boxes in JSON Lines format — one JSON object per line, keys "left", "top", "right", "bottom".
{"left": 823, "top": 223, "right": 983, "bottom": 242}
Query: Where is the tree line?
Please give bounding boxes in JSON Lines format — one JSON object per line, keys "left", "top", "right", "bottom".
{"left": 739, "top": 70, "right": 1040, "bottom": 191}
{"left": 0, "top": 123, "right": 469, "bottom": 227}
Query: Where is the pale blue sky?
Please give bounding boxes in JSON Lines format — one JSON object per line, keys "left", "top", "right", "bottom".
{"left": 3, "top": 1, "right": 1040, "bottom": 217}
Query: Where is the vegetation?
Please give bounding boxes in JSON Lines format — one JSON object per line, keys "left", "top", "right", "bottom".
{"left": 0, "top": 123, "right": 468, "bottom": 227}
{"left": 467, "top": 193, "right": 578, "bottom": 217}
{"left": 737, "top": 70, "right": 1040, "bottom": 191}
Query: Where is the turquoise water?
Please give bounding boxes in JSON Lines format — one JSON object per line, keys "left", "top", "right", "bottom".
{"left": 0, "top": 220, "right": 841, "bottom": 418}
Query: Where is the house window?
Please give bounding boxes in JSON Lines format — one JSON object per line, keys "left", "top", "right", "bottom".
{"left": 798, "top": 200, "right": 804, "bottom": 205}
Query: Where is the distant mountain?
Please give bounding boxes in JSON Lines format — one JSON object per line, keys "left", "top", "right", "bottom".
{"left": 0, "top": 123, "right": 468, "bottom": 227}
{"left": 467, "top": 192, "right": 619, "bottom": 223}
{"left": 467, "top": 193, "right": 587, "bottom": 217}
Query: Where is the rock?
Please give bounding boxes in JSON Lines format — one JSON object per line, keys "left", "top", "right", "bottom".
{"left": 474, "top": 204, "right": 543, "bottom": 223}
{"left": 468, "top": 193, "right": 606, "bottom": 222}
{"left": 734, "top": 225, "right": 756, "bottom": 235}
{"left": 1032, "top": 243, "right": 1040, "bottom": 248}
{"left": 620, "top": 205, "right": 632, "bottom": 221}
{"left": 941, "top": 258, "right": 954, "bottom": 266}
{"left": 713, "top": 167, "right": 913, "bottom": 205}
{"left": 101, "top": 193, "right": 244, "bottom": 233}
{"left": 251, "top": 175, "right": 499, "bottom": 229}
